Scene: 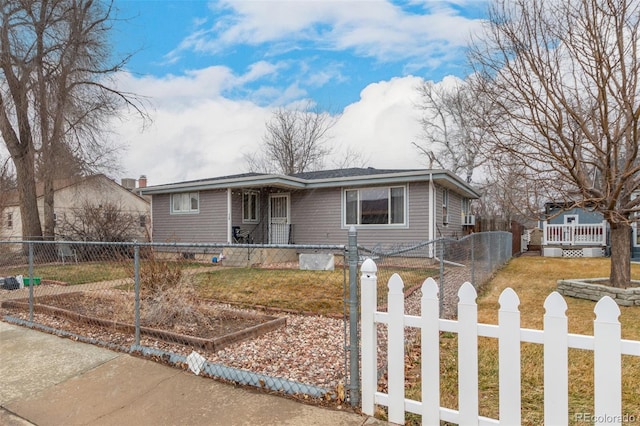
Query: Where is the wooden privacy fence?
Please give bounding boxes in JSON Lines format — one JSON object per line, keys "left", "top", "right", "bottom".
{"left": 360, "top": 259, "right": 640, "bottom": 425}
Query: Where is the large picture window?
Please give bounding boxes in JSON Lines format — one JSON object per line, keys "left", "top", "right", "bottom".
{"left": 243, "top": 191, "right": 259, "bottom": 223}
{"left": 171, "top": 192, "right": 199, "bottom": 213}
{"left": 345, "top": 186, "right": 405, "bottom": 226}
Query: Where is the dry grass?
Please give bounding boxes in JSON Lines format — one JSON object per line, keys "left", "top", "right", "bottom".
{"left": 405, "top": 257, "right": 640, "bottom": 425}
{"left": 195, "top": 268, "right": 347, "bottom": 316}
{"left": 194, "top": 266, "right": 439, "bottom": 316}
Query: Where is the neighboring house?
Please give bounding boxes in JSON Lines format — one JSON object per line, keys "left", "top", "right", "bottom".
{"left": 139, "top": 168, "right": 480, "bottom": 248}
{"left": 0, "top": 174, "right": 151, "bottom": 241}
{"left": 539, "top": 199, "right": 640, "bottom": 260}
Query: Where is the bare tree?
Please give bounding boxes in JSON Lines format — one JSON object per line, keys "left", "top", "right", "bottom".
{"left": 56, "top": 200, "right": 144, "bottom": 242}
{"left": 469, "top": 0, "right": 640, "bottom": 287}
{"left": 0, "top": 0, "right": 147, "bottom": 241}
{"left": 414, "top": 78, "right": 493, "bottom": 183}
{"left": 245, "top": 103, "right": 336, "bottom": 175}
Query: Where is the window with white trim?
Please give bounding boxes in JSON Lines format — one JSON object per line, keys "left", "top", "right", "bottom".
{"left": 243, "top": 191, "right": 260, "bottom": 223}
{"left": 442, "top": 188, "right": 449, "bottom": 225}
{"left": 462, "top": 198, "right": 470, "bottom": 215}
{"left": 344, "top": 186, "right": 405, "bottom": 226}
{"left": 171, "top": 192, "right": 199, "bottom": 213}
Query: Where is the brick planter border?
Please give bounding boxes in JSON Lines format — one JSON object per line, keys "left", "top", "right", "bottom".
{"left": 557, "top": 278, "right": 640, "bottom": 306}
{"left": 2, "top": 294, "right": 286, "bottom": 351}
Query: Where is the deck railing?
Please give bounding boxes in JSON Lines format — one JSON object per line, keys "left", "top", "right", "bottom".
{"left": 542, "top": 221, "right": 607, "bottom": 246}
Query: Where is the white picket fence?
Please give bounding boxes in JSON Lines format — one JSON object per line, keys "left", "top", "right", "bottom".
{"left": 360, "top": 259, "right": 640, "bottom": 425}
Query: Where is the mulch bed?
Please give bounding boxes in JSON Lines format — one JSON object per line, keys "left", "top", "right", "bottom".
{"left": 1, "top": 291, "right": 286, "bottom": 351}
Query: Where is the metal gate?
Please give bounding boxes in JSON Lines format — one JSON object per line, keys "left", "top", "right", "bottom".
{"left": 269, "top": 193, "right": 290, "bottom": 244}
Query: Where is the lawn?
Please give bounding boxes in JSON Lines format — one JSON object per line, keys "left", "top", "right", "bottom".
{"left": 2, "top": 260, "right": 206, "bottom": 286}
{"left": 404, "top": 257, "right": 640, "bottom": 426}
{"left": 194, "top": 266, "right": 439, "bottom": 316}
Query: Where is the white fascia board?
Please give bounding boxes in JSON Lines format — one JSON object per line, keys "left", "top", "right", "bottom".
{"left": 139, "top": 175, "right": 307, "bottom": 194}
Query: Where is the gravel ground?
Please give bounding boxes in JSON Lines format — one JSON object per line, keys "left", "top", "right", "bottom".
{"left": 1, "top": 266, "right": 472, "bottom": 396}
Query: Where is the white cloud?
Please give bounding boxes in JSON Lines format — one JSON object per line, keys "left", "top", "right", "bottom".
{"left": 112, "top": 72, "right": 433, "bottom": 186}
{"left": 333, "top": 76, "right": 427, "bottom": 169}
{"left": 176, "top": 1, "right": 484, "bottom": 70}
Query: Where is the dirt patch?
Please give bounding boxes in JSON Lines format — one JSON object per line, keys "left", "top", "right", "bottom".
{"left": 2, "top": 291, "right": 286, "bottom": 350}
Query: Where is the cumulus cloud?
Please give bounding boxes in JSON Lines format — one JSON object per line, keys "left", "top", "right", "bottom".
{"left": 113, "top": 72, "right": 434, "bottom": 186}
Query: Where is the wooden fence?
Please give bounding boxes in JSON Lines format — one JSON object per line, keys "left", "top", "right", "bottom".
{"left": 360, "top": 259, "right": 640, "bottom": 425}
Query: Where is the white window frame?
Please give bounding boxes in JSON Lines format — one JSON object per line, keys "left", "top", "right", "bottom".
{"left": 343, "top": 185, "right": 407, "bottom": 228}
{"left": 564, "top": 214, "right": 579, "bottom": 225}
{"left": 242, "top": 191, "right": 260, "bottom": 224}
{"left": 462, "top": 198, "right": 470, "bottom": 215}
{"left": 442, "top": 188, "right": 449, "bottom": 225}
{"left": 171, "top": 192, "right": 199, "bottom": 214}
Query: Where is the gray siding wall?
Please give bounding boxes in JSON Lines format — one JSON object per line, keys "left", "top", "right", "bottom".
{"left": 151, "top": 182, "right": 471, "bottom": 246}
{"left": 290, "top": 188, "right": 342, "bottom": 244}
{"left": 290, "top": 182, "right": 431, "bottom": 247}
{"left": 152, "top": 190, "right": 227, "bottom": 243}
{"left": 548, "top": 207, "right": 603, "bottom": 225}
{"left": 435, "top": 184, "right": 465, "bottom": 239}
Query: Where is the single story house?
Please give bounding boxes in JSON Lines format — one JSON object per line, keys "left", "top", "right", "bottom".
{"left": 139, "top": 168, "right": 480, "bottom": 249}
{"left": 0, "top": 174, "right": 151, "bottom": 242}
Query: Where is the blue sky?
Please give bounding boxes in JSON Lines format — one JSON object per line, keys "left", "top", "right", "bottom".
{"left": 109, "top": 1, "right": 488, "bottom": 185}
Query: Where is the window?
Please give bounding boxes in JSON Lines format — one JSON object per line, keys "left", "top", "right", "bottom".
{"left": 344, "top": 186, "right": 405, "bottom": 226}
{"left": 6, "top": 212, "right": 12, "bottom": 229}
{"left": 139, "top": 215, "right": 147, "bottom": 227}
{"left": 243, "top": 191, "right": 259, "bottom": 223}
{"left": 442, "top": 188, "right": 449, "bottom": 225}
{"left": 171, "top": 192, "right": 199, "bottom": 213}
{"left": 462, "top": 198, "right": 470, "bottom": 215}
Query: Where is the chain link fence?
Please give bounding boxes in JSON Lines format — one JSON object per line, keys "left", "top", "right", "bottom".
{"left": 0, "top": 231, "right": 511, "bottom": 406}
{"left": 359, "top": 231, "right": 512, "bottom": 319}
{"left": 0, "top": 240, "right": 350, "bottom": 401}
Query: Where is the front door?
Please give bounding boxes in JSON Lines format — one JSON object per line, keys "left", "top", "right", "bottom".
{"left": 269, "top": 193, "right": 290, "bottom": 244}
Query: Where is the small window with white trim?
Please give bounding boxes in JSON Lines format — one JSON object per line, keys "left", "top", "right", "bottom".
{"left": 243, "top": 191, "right": 260, "bottom": 223}
{"left": 171, "top": 192, "right": 199, "bottom": 213}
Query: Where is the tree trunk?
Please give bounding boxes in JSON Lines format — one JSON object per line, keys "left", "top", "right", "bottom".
{"left": 43, "top": 179, "right": 55, "bottom": 240}
{"left": 13, "top": 151, "right": 43, "bottom": 241}
{"left": 609, "top": 222, "right": 631, "bottom": 288}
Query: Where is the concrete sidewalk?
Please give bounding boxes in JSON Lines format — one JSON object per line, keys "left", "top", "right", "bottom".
{"left": 0, "top": 321, "right": 384, "bottom": 426}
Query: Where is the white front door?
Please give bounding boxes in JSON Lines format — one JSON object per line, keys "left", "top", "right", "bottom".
{"left": 269, "top": 193, "right": 290, "bottom": 244}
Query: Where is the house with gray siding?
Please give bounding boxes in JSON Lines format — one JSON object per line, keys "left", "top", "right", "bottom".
{"left": 139, "top": 168, "right": 480, "bottom": 248}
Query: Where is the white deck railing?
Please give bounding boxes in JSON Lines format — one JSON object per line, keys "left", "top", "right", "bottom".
{"left": 360, "top": 259, "right": 640, "bottom": 425}
{"left": 542, "top": 221, "right": 607, "bottom": 245}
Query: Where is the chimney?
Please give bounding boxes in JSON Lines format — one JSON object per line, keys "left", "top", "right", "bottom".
{"left": 138, "top": 175, "right": 147, "bottom": 188}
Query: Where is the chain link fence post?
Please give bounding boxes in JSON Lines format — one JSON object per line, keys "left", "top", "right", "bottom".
{"left": 439, "top": 239, "right": 444, "bottom": 317}
{"left": 471, "top": 234, "right": 476, "bottom": 286}
{"left": 134, "top": 244, "right": 141, "bottom": 346}
{"left": 28, "top": 242, "right": 34, "bottom": 321}
{"left": 348, "top": 226, "right": 360, "bottom": 407}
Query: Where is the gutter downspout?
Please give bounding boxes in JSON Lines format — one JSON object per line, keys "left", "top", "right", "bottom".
{"left": 227, "top": 188, "right": 232, "bottom": 243}
{"left": 428, "top": 172, "right": 435, "bottom": 257}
